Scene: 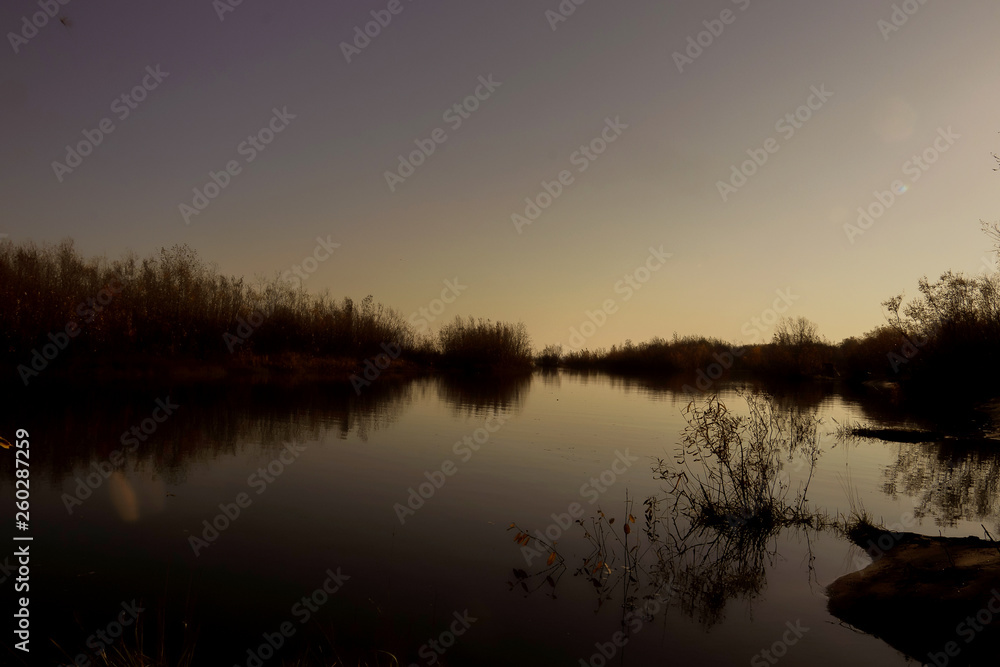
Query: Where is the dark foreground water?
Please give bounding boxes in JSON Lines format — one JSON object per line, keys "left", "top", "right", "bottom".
{"left": 2, "top": 371, "right": 996, "bottom": 666}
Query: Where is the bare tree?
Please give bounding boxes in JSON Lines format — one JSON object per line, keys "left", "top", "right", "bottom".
{"left": 772, "top": 317, "right": 820, "bottom": 346}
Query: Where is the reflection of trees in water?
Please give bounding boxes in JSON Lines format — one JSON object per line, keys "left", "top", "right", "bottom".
{"left": 0, "top": 377, "right": 419, "bottom": 484}
{"left": 537, "top": 367, "right": 561, "bottom": 389}
{"left": 560, "top": 370, "right": 839, "bottom": 415}
{"left": 434, "top": 372, "right": 530, "bottom": 417}
{"left": 881, "top": 440, "right": 1000, "bottom": 527}
{"left": 5, "top": 374, "right": 535, "bottom": 485}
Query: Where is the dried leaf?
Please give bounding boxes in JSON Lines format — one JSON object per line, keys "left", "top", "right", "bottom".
{"left": 624, "top": 524, "right": 631, "bottom": 535}
{"left": 547, "top": 552, "right": 557, "bottom": 566}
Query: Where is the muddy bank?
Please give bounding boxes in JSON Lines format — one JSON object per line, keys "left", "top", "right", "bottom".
{"left": 847, "top": 424, "right": 1000, "bottom": 447}
{"left": 827, "top": 531, "right": 1000, "bottom": 665}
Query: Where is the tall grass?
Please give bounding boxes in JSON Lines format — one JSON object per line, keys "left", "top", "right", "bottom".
{"left": 0, "top": 239, "right": 414, "bottom": 374}
{"left": 561, "top": 336, "right": 730, "bottom": 374}
{"left": 0, "top": 239, "right": 545, "bottom": 381}
{"left": 558, "top": 334, "right": 840, "bottom": 380}
{"left": 437, "top": 316, "right": 533, "bottom": 371}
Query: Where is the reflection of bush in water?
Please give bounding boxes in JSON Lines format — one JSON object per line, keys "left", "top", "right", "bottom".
{"left": 510, "top": 391, "right": 830, "bottom": 628}
{"left": 435, "top": 373, "right": 530, "bottom": 417}
{"left": 662, "top": 521, "right": 782, "bottom": 627}
{"left": 654, "top": 390, "right": 827, "bottom": 625}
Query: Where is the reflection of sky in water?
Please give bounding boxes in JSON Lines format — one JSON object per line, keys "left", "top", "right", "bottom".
{"left": 3, "top": 374, "right": 997, "bottom": 665}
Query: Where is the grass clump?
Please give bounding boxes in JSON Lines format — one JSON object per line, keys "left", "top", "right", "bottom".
{"left": 437, "top": 316, "right": 532, "bottom": 372}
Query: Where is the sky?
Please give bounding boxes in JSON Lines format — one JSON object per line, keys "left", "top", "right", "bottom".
{"left": 2, "top": 0, "right": 998, "bottom": 350}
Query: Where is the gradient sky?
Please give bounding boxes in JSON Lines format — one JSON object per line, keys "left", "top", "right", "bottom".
{"left": 3, "top": 0, "right": 998, "bottom": 350}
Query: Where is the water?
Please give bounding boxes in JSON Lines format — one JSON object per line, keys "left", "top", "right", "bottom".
{"left": 4, "top": 372, "right": 997, "bottom": 666}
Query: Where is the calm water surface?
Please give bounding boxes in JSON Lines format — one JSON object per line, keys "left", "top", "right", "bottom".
{"left": 5, "top": 371, "right": 997, "bottom": 666}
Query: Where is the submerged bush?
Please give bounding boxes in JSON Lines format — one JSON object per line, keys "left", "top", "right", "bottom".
{"left": 656, "top": 390, "right": 823, "bottom": 531}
